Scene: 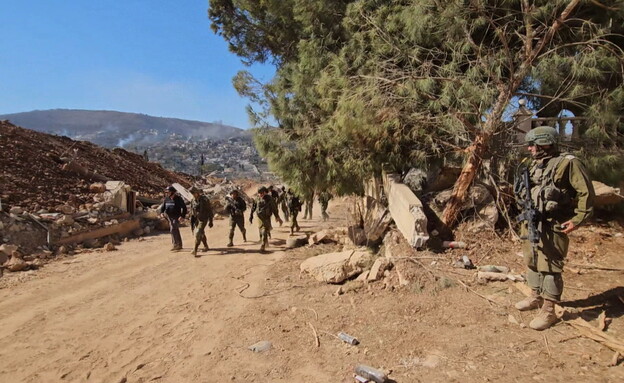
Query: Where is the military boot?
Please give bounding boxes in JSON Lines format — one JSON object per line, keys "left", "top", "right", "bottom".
{"left": 242, "top": 230, "right": 247, "bottom": 242}
{"left": 227, "top": 241, "right": 234, "bottom": 247}
{"left": 529, "top": 299, "right": 558, "bottom": 331}
{"left": 191, "top": 244, "right": 199, "bottom": 257}
{"left": 515, "top": 290, "right": 543, "bottom": 311}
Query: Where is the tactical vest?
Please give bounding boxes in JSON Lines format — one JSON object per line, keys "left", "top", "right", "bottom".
{"left": 528, "top": 153, "right": 575, "bottom": 215}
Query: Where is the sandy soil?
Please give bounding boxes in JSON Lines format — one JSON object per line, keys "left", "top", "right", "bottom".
{"left": 1, "top": 198, "right": 624, "bottom": 383}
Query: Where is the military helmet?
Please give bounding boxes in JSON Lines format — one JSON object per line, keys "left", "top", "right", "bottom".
{"left": 166, "top": 186, "right": 176, "bottom": 193}
{"left": 525, "top": 126, "right": 558, "bottom": 146}
{"left": 258, "top": 186, "right": 268, "bottom": 194}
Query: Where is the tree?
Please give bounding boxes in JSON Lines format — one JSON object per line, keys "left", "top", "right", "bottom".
{"left": 210, "top": 0, "right": 624, "bottom": 227}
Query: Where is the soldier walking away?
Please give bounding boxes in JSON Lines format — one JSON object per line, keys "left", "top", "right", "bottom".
{"left": 302, "top": 190, "right": 314, "bottom": 220}
{"left": 268, "top": 185, "right": 282, "bottom": 227}
{"left": 318, "top": 191, "right": 333, "bottom": 222}
{"left": 250, "top": 187, "right": 283, "bottom": 252}
{"left": 225, "top": 189, "right": 247, "bottom": 247}
{"left": 279, "top": 186, "right": 290, "bottom": 222}
{"left": 514, "top": 126, "right": 594, "bottom": 331}
{"left": 286, "top": 188, "right": 302, "bottom": 235}
{"left": 160, "top": 186, "right": 188, "bottom": 251}
{"left": 189, "top": 186, "right": 214, "bottom": 257}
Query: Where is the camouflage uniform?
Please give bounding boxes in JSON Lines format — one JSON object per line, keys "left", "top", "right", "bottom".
{"left": 515, "top": 126, "right": 594, "bottom": 330}
{"left": 251, "top": 189, "right": 281, "bottom": 251}
{"left": 225, "top": 194, "right": 247, "bottom": 246}
{"left": 318, "top": 191, "right": 332, "bottom": 221}
{"left": 190, "top": 192, "right": 213, "bottom": 254}
{"left": 286, "top": 190, "right": 302, "bottom": 235}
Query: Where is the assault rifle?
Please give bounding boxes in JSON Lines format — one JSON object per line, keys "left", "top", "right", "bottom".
{"left": 516, "top": 165, "right": 540, "bottom": 248}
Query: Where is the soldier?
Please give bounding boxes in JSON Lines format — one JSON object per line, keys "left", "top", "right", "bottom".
{"left": 225, "top": 189, "right": 247, "bottom": 247}
{"left": 279, "top": 186, "right": 290, "bottom": 222}
{"left": 514, "top": 126, "right": 594, "bottom": 331}
{"left": 302, "top": 190, "right": 314, "bottom": 220}
{"left": 268, "top": 185, "right": 282, "bottom": 227}
{"left": 189, "top": 186, "right": 213, "bottom": 257}
{"left": 318, "top": 191, "right": 332, "bottom": 222}
{"left": 160, "top": 186, "right": 187, "bottom": 251}
{"left": 250, "top": 186, "right": 283, "bottom": 252}
{"left": 286, "top": 188, "right": 302, "bottom": 235}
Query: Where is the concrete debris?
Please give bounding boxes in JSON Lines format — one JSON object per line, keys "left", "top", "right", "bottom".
{"left": 0, "top": 252, "right": 8, "bottom": 265}
{"left": 57, "top": 204, "right": 75, "bottom": 214}
{"left": 308, "top": 230, "right": 335, "bottom": 246}
{"left": 300, "top": 249, "right": 375, "bottom": 284}
{"left": 347, "top": 226, "right": 367, "bottom": 246}
{"left": 367, "top": 258, "right": 393, "bottom": 282}
{"left": 104, "top": 242, "right": 116, "bottom": 251}
{"left": 431, "top": 183, "right": 498, "bottom": 231}
{"left": 56, "top": 215, "right": 74, "bottom": 226}
{"left": 477, "top": 265, "right": 510, "bottom": 273}
{"left": 383, "top": 173, "right": 429, "bottom": 248}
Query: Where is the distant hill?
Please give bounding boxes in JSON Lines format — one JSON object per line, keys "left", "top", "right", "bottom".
{"left": 0, "top": 109, "right": 249, "bottom": 148}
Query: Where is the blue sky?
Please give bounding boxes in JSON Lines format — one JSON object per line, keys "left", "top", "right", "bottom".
{"left": 0, "top": 0, "right": 275, "bottom": 129}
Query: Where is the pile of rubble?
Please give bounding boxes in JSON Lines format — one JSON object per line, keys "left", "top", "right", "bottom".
{"left": 0, "top": 120, "right": 193, "bottom": 213}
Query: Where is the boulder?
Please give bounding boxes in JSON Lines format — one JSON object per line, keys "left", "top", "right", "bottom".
{"left": 300, "top": 249, "right": 374, "bottom": 284}
{"left": 6, "top": 257, "right": 28, "bottom": 272}
{"left": 89, "top": 182, "right": 107, "bottom": 193}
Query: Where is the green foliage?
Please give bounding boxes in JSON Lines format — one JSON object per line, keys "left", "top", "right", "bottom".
{"left": 209, "top": 0, "right": 624, "bottom": 195}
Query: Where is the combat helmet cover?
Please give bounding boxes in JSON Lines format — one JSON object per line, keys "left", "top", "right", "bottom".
{"left": 525, "top": 126, "right": 558, "bottom": 146}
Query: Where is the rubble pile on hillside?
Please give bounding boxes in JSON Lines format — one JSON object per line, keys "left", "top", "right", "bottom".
{"left": 0, "top": 121, "right": 193, "bottom": 213}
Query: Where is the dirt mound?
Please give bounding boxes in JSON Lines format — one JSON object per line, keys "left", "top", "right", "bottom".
{"left": 0, "top": 121, "right": 193, "bottom": 212}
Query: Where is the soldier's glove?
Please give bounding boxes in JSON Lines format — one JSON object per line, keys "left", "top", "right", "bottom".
{"left": 208, "top": 221, "right": 213, "bottom": 228}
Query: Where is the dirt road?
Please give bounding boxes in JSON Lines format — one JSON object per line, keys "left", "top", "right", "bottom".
{"left": 0, "top": 212, "right": 321, "bottom": 383}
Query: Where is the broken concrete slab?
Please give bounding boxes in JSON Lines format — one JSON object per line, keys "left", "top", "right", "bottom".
{"left": 308, "top": 230, "right": 335, "bottom": 246}
{"left": 368, "top": 258, "right": 393, "bottom": 282}
{"left": 300, "top": 249, "right": 374, "bottom": 284}
{"left": 172, "top": 182, "right": 194, "bottom": 203}
{"left": 383, "top": 173, "right": 429, "bottom": 248}
{"left": 55, "top": 219, "right": 140, "bottom": 246}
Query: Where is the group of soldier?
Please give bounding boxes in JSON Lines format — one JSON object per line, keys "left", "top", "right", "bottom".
{"left": 159, "top": 125, "right": 594, "bottom": 332}
{"left": 160, "top": 184, "right": 328, "bottom": 256}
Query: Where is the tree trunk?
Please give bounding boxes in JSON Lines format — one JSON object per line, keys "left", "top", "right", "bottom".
{"left": 441, "top": 132, "right": 490, "bottom": 226}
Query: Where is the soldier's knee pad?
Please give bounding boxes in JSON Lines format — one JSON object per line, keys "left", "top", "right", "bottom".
{"left": 526, "top": 268, "right": 542, "bottom": 292}
{"left": 541, "top": 273, "right": 563, "bottom": 301}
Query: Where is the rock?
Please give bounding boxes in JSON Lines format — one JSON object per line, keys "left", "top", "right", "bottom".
{"left": 286, "top": 235, "right": 307, "bottom": 248}
{"left": 57, "top": 245, "right": 69, "bottom": 255}
{"left": 347, "top": 226, "right": 367, "bottom": 246}
{"left": 356, "top": 270, "right": 370, "bottom": 282}
{"left": 56, "top": 215, "right": 74, "bottom": 226}
{"left": 57, "top": 205, "right": 75, "bottom": 214}
{"left": 367, "top": 258, "right": 393, "bottom": 282}
{"left": 0, "top": 244, "right": 19, "bottom": 257}
{"left": 35, "top": 250, "right": 53, "bottom": 259}
{"left": 6, "top": 257, "right": 28, "bottom": 272}
{"left": 143, "top": 226, "right": 152, "bottom": 235}
{"left": 22, "top": 254, "right": 34, "bottom": 262}
{"left": 593, "top": 181, "right": 624, "bottom": 207}
{"left": 89, "top": 182, "right": 107, "bottom": 193}
{"left": 30, "top": 258, "right": 45, "bottom": 268}
{"left": 104, "top": 242, "right": 116, "bottom": 251}
{"left": 133, "top": 228, "right": 145, "bottom": 237}
{"left": 87, "top": 217, "right": 99, "bottom": 224}
{"left": 300, "top": 250, "right": 375, "bottom": 284}
{"left": 477, "top": 271, "right": 510, "bottom": 282}
{"left": 9, "top": 206, "right": 23, "bottom": 215}
{"left": 0, "top": 252, "right": 8, "bottom": 265}
{"left": 403, "top": 168, "right": 428, "bottom": 195}
{"left": 248, "top": 340, "right": 272, "bottom": 353}
{"left": 308, "top": 230, "right": 334, "bottom": 246}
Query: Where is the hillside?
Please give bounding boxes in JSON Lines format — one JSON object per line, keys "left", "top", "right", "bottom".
{"left": 0, "top": 121, "right": 193, "bottom": 212}
{"left": 0, "top": 109, "right": 248, "bottom": 148}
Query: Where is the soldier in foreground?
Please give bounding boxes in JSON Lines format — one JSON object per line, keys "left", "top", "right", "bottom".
{"left": 189, "top": 186, "right": 213, "bottom": 257}
{"left": 514, "top": 126, "right": 594, "bottom": 330}
{"left": 250, "top": 186, "right": 283, "bottom": 252}
{"left": 286, "top": 188, "right": 302, "bottom": 235}
{"left": 225, "top": 189, "right": 247, "bottom": 247}
{"left": 160, "top": 186, "right": 188, "bottom": 251}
